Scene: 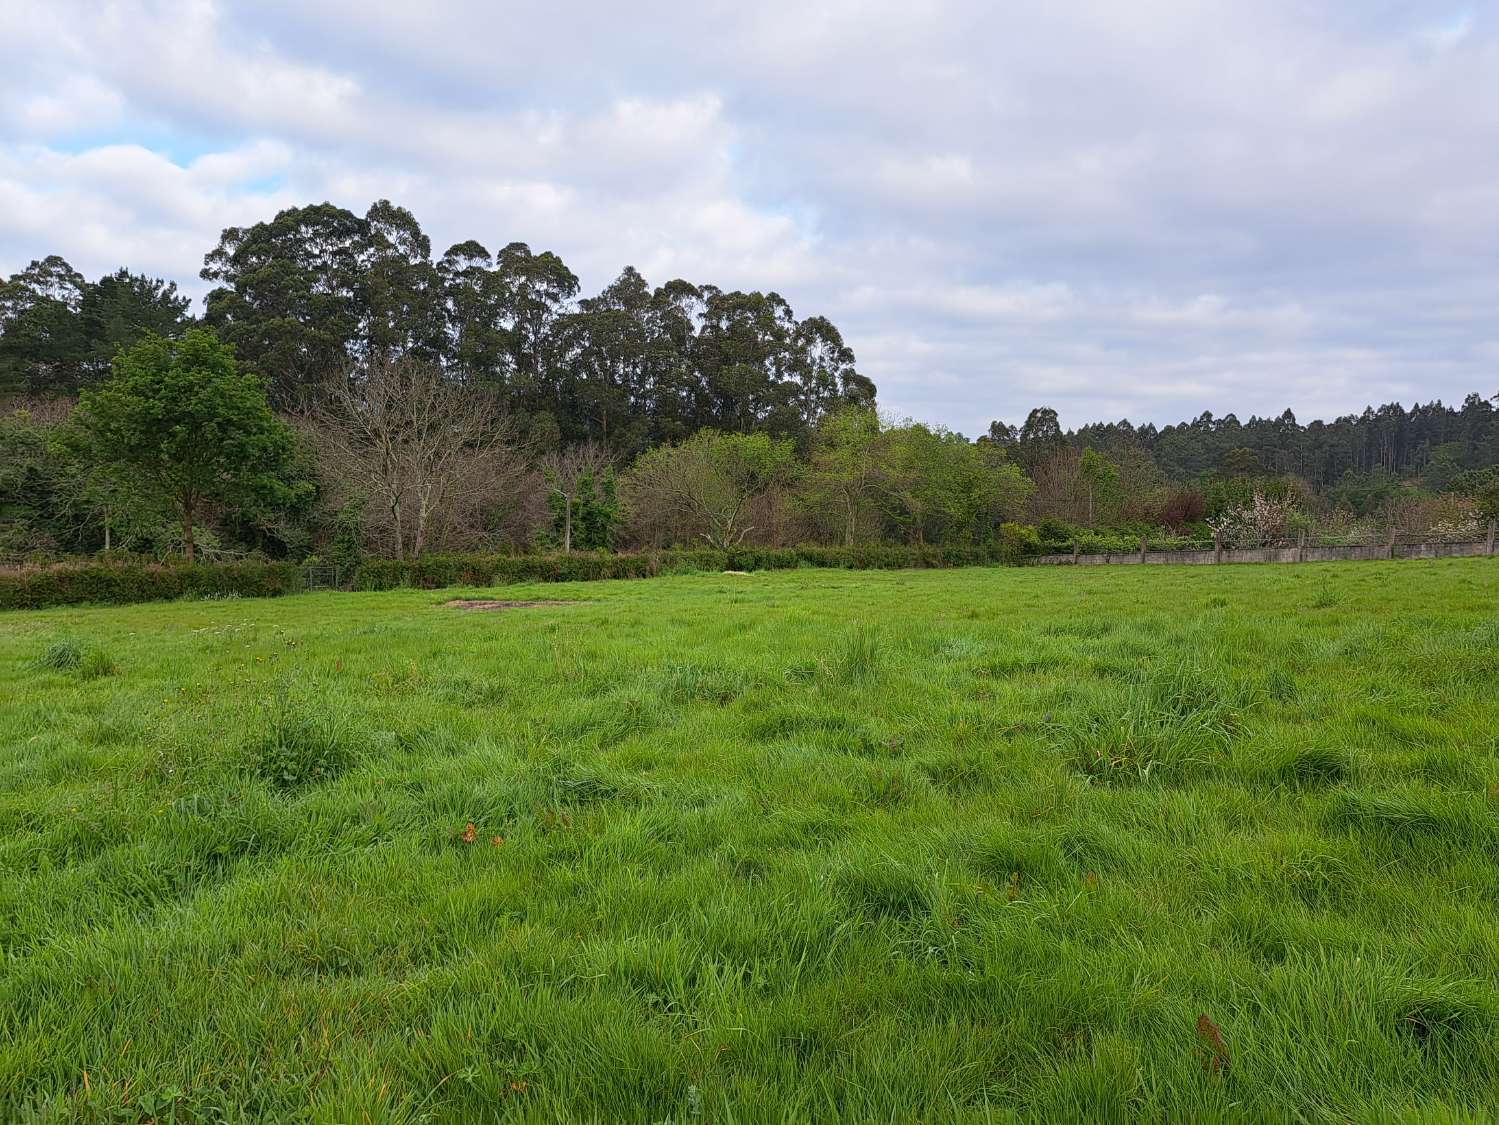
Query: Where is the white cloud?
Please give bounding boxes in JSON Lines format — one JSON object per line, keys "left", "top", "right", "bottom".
{"left": 2, "top": 0, "right": 1498, "bottom": 433}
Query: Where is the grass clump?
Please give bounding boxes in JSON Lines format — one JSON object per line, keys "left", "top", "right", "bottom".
{"left": 35, "top": 636, "right": 84, "bottom": 671}
{"left": 829, "top": 622, "right": 882, "bottom": 683}
{"left": 33, "top": 636, "right": 116, "bottom": 680}
{"left": 1268, "top": 744, "right": 1350, "bottom": 789}
{"left": 246, "top": 682, "right": 356, "bottom": 790}
{"left": 1057, "top": 658, "right": 1245, "bottom": 785}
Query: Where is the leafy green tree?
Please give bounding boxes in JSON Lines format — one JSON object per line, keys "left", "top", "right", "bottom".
{"left": 1078, "top": 448, "right": 1120, "bottom": 526}
{"left": 75, "top": 329, "right": 307, "bottom": 561}
{"left": 624, "top": 430, "right": 797, "bottom": 549}
{"left": 570, "top": 470, "right": 621, "bottom": 551}
{"left": 796, "top": 406, "right": 885, "bottom": 545}
{"left": 77, "top": 269, "right": 193, "bottom": 380}
{"left": 1451, "top": 466, "right": 1499, "bottom": 522}
{"left": 542, "top": 442, "right": 616, "bottom": 552}
{"left": 201, "top": 202, "right": 369, "bottom": 406}
{"left": 1221, "top": 447, "right": 1264, "bottom": 478}
{"left": 0, "top": 257, "right": 89, "bottom": 395}
{"left": 878, "top": 423, "right": 1031, "bottom": 544}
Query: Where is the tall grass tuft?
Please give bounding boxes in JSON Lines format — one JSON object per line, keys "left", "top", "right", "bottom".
{"left": 35, "top": 637, "right": 84, "bottom": 672}
{"left": 34, "top": 636, "right": 116, "bottom": 680}
{"left": 247, "top": 681, "right": 356, "bottom": 790}
{"left": 830, "top": 623, "right": 882, "bottom": 684}
{"left": 1056, "top": 658, "right": 1245, "bottom": 785}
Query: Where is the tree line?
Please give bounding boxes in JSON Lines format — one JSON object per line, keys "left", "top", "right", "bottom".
{"left": 2, "top": 197, "right": 1497, "bottom": 565}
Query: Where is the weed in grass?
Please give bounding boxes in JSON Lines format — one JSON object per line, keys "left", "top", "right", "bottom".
{"left": 1265, "top": 665, "right": 1298, "bottom": 703}
{"left": 33, "top": 636, "right": 117, "bottom": 680}
{"left": 838, "top": 858, "right": 933, "bottom": 922}
{"left": 1325, "top": 788, "right": 1496, "bottom": 853}
{"left": 1312, "top": 574, "right": 1342, "bottom": 608}
{"left": 657, "top": 660, "right": 749, "bottom": 704}
{"left": 77, "top": 645, "right": 117, "bottom": 681}
{"left": 246, "top": 681, "right": 356, "bottom": 790}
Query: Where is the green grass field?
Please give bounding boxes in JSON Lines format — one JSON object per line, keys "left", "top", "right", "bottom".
{"left": 3, "top": 560, "right": 1498, "bottom": 1122}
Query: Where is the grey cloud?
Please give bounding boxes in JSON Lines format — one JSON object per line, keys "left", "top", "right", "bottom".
{"left": 2, "top": 0, "right": 1496, "bottom": 435}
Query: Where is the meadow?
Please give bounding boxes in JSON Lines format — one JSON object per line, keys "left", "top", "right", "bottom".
{"left": 2, "top": 559, "right": 1497, "bottom": 1122}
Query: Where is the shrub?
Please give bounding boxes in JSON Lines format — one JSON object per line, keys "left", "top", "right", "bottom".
{"left": 998, "top": 521, "right": 1042, "bottom": 563}
{"left": 349, "top": 543, "right": 1022, "bottom": 592}
{"left": 0, "top": 560, "right": 305, "bottom": 611}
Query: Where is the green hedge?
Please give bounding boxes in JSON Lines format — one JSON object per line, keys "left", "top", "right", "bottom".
{"left": 350, "top": 543, "right": 1019, "bottom": 591}
{"left": 1, "top": 539, "right": 1038, "bottom": 610}
{"left": 0, "top": 560, "right": 304, "bottom": 610}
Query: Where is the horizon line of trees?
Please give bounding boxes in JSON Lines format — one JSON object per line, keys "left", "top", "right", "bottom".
{"left": 3, "top": 197, "right": 1498, "bottom": 564}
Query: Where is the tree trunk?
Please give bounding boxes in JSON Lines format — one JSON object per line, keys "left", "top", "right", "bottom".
{"left": 182, "top": 499, "right": 195, "bottom": 563}
{"left": 389, "top": 492, "right": 406, "bottom": 562}
{"left": 414, "top": 492, "right": 430, "bottom": 558}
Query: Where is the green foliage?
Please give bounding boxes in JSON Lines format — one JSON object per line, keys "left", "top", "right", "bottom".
{"left": 350, "top": 543, "right": 1015, "bottom": 591}
{"left": 74, "top": 329, "right": 310, "bottom": 561}
{"left": 0, "top": 560, "right": 304, "bottom": 610}
{"left": 0, "top": 257, "right": 190, "bottom": 396}
{"left": 1326, "top": 468, "right": 1419, "bottom": 519}
{"left": 998, "top": 521, "right": 1042, "bottom": 562}
{"left": 1450, "top": 466, "right": 1499, "bottom": 522}
{"left": 548, "top": 468, "right": 620, "bottom": 551}
{"left": 624, "top": 430, "right": 799, "bottom": 549}
{"left": 330, "top": 503, "right": 366, "bottom": 575}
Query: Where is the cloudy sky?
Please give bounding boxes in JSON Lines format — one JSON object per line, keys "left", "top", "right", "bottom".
{"left": 3, "top": 1, "right": 1497, "bottom": 435}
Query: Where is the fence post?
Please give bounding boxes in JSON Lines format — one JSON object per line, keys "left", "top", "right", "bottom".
{"left": 1213, "top": 530, "right": 1223, "bottom": 564}
{"left": 1387, "top": 527, "right": 1397, "bottom": 560}
{"left": 1488, "top": 521, "right": 1496, "bottom": 557}
{"left": 1139, "top": 535, "right": 1148, "bottom": 563}
{"left": 1297, "top": 529, "right": 1306, "bottom": 563}
{"left": 1072, "top": 540, "right": 1079, "bottom": 565}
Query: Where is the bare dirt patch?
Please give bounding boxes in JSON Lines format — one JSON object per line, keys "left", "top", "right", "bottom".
{"left": 444, "top": 599, "right": 588, "bottom": 611}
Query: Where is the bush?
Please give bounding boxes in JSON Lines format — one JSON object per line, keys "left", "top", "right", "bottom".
{"left": 2, "top": 539, "right": 1041, "bottom": 609}
{"left": 998, "top": 522, "right": 1042, "bottom": 563}
{"left": 349, "top": 543, "right": 1020, "bottom": 591}
{"left": 0, "top": 560, "right": 305, "bottom": 611}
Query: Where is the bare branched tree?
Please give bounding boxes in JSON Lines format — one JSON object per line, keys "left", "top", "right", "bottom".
{"left": 540, "top": 441, "right": 613, "bottom": 552}
{"left": 301, "top": 355, "right": 527, "bottom": 559}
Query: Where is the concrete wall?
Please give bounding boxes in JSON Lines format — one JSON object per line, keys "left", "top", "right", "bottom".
{"left": 1033, "top": 539, "right": 1495, "bottom": 568}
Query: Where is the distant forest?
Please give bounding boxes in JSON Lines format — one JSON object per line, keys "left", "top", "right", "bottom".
{"left": 2, "top": 198, "right": 1497, "bottom": 563}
